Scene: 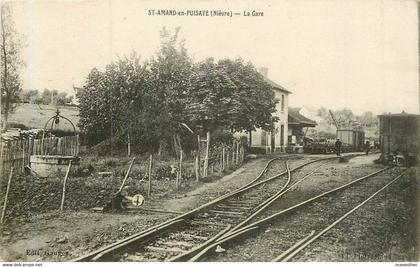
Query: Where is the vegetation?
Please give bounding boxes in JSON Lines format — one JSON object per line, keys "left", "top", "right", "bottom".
{"left": 21, "top": 88, "right": 74, "bottom": 105}
{"left": 317, "top": 107, "right": 379, "bottom": 129}
{"left": 77, "top": 27, "right": 278, "bottom": 156}
{"left": 1, "top": 3, "right": 24, "bottom": 130}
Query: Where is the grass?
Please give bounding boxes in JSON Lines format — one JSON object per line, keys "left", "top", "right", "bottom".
{"left": 7, "top": 103, "right": 79, "bottom": 132}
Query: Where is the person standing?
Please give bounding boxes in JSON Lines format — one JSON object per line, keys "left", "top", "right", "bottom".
{"left": 335, "top": 139, "right": 342, "bottom": 156}
{"left": 365, "top": 140, "right": 371, "bottom": 155}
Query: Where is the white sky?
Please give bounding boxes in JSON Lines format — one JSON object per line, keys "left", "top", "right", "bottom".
{"left": 9, "top": 0, "right": 420, "bottom": 115}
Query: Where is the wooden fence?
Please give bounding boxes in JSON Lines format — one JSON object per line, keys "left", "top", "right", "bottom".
{"left": 0, "top": 135, "right": 79, "bottom": 177}
{"left": 175, "top": 140, "right": 246, "bottom": 185}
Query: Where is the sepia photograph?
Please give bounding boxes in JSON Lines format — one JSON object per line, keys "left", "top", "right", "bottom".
{"left": 0, "top": 0, "right": 419, "bottom": 264}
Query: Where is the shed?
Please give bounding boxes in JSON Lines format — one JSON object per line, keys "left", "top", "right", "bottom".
{"left": 287, "top": 107, "right": 317, "bottom": 145}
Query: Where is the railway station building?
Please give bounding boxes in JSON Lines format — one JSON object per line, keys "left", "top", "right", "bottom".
{"left": 287, "top": 107, "right": 317, "bottom": 146}
{"left": 248, "top": 68, "right": 291, "bottom": 153}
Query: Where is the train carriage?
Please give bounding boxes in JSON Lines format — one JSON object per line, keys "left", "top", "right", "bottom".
{"left": 378, "top": 112, "right": 419, "bottom": 165}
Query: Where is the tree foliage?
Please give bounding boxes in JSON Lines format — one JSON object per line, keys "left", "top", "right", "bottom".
{"left": 216, "top": 58, "right": 278, "bottom": 132}
{"left": 1, "top": 3, "right": 23, "bottom": 130}
{"left": 149, "top": 27, "right": 194, "bottom": 155}
{"left": 77, "top": 54, "right": 154, "bottom": 150}
{"left": 20, "top": 88, "right": 74, "bottom": 105}
{"left": 317, "top": 107, "right": 378, "bottom": 130}
{"left": 186, "top": 58, "right": 278, "bottom": 133}
{"left": 77, "top": 27, "right": 279, "bottom": 156}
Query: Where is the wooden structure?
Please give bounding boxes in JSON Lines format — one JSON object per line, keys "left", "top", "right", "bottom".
{"left": 378, "top": 112, "right": 419, "bottom": 165}
{"left": 287, "top": 107, "right": 317, "bottom": 146}
{"left": 336, "top": 129, "right": 365, "bottom": 151}
{"left": 0, "top": 135, "right": 79, "bottom": 176}
{"left": 0, "top": 108, "right": 80, "bottom": 177}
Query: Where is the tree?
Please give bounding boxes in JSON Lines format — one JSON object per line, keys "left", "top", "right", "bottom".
{"left": 216, "top": 58, "right": 278, "bottom": 133}
{"left": 21, "top": 89, "right": 39, "bottom": 103}
{"left": 77, "top": 28, "right": 280, "bottom": 157}
{"left": 186, "top": 58, "right": 277, "bottom": 135}
{"left": 149, "top": 27, "right": 194, "bottom": 156}
{"left": 334, "top": 109, "right": 355, "bottom": 127}
{"left": 41, "top": 89, "right": 52, "bottom": 105}
{"left": 54, "top": 92, "right": 68, "bottom": 105}
{"left": 185, "top": 58, "right": 238, "bottom": 131}
{"left": 78, "top": 54, "right": 155, "bottom": 152}
{"left": 1, "top": 3, "right": 23, "bottom": 130}
{"left": 357, "top": 111, "right": 378, "bottom": 127}
{"left": 320, "top": 108, "right": 355, "bottom": 128}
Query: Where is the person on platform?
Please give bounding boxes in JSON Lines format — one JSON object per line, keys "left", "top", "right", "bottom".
{"left": 365, "top": 140, "right": 371, "bottom": 155}
{"left": 335, "top": 139, "right": 342, "bottom": 156}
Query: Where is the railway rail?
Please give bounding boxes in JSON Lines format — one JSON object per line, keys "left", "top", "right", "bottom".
{"left": 273, "top": 168, "right": 410, "bottom": 262}
{"left": 73, "top": 154, "right": 342, "bottom": 262}
{"left": 195, "top": 166, "right": 410, "bottom": 262}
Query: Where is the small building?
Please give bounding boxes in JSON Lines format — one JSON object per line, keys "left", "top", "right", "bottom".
{"left": 287, "top": 107, "right": 317, "bottom": 146}
{"left": 248, "top": 68, "right": 291, "bottom": 153}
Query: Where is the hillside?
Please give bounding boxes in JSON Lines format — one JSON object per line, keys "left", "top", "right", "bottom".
{"left": 7, "top": 103, "right": 80, "bottom": 132}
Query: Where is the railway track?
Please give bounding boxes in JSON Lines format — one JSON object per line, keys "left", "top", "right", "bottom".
{"left": 73, "top": 154, "right": 341, "bottom": 262}
{"left": 197, "top": 166, "right": 411, "bottom": 262}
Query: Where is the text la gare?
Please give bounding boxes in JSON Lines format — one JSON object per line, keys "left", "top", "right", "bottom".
{"left": 244, "top": 10, "right": 264, "bottom": 16}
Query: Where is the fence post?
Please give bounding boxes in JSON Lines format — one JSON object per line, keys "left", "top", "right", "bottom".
{"left": 195, "top": 153, "right": 200, "bottom": 182}
{"left": 1, "top": 167, "right": 14, "bottom": 224}
{"left": 76, "top": 134, "right": 80, "bottom": 156}
{"left": 232, "top": 141, "right": 235, "bottom": 165}
{"left": 219, "top": 152, "right": 223, "bottom": 174}
{"left": 222, "top": 147, "right": 225, "bottom": 170}
{"left": 204, "top": 131, "right": 210, "bottom": 177}
{"left": 127, "top": 133, "right": 131, "bottom": 157}
{"left": 147, "top": 154, "right": 153, "bottom": 197}
{"left": 179, "top": 150, "right": 183, "bottom": 184}
{"left": 22, "top": 140, "right": 25, "bottom": 173}
{"left": 226, "top": 148, "right": 229, "bottom": 168}
{"left": 0, "top": 141, "right": 4, "bottom": 178}
{"left": 60, "top": 160, "right": 72, "bottom": 211}
{"left": 236, "top": 141, "right": 239, "bottom": 165}
{"left": 232, "top": 144, "right": 235, "bottom": 166}
{"left": 240, "top": 145, "right": 244, "bottom": 163}
{"left": 196, "top": 134, "right": 201, "bottom": 181}
{"left": 233, "top": 142, "right": 236, "bottom": 164}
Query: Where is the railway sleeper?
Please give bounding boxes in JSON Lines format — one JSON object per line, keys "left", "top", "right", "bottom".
{"left": 221, "top": 202, "right": 253, "bottom": 207}
{"left": 225, "top": 201, "right": 259, "bottom": 206}
{"left": 209, "top": 210, "right": 244, "bottom": 216}
{"left": 144, "top": 246, "right": 189, "bottom": 254}
{"left": 167, "top": 232, "right": 209, "bottom": 242}
{"left": 210, "top": 213, "right": 245, "bottom": 219}
{"left": 187, "top": 220, "right": 227, "bottom": 227}
{"left": 216, "top": 205, "right": 252, "bottom": 211}
{"left": 155, "top": 240, "right": 195, "bottom": 248}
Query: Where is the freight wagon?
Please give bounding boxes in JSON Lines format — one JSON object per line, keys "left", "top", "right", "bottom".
{"left": 336, "top": 129, "right": 365, "bottom": 152}
{"left": 378, "top": 112, "right": 419, "bottom": 166}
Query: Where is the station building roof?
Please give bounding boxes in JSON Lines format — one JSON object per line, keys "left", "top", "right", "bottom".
{"left": 288, "top": 107, "right": 317, "bottom": 127}
{"left": 264, "top": 77, "right": 292, "bottom": 94}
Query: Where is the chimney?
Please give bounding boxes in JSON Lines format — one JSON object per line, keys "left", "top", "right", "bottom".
{"left": 258, "top": 67, "right": 268, "bottom": 78}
